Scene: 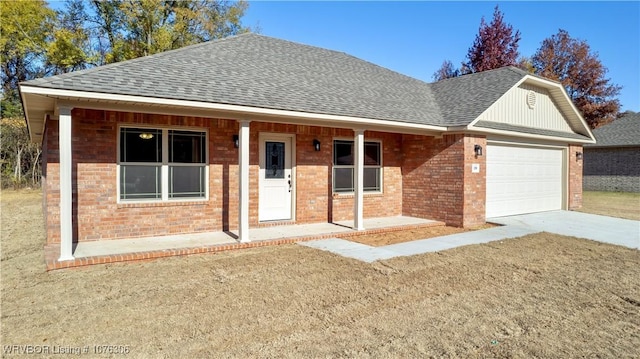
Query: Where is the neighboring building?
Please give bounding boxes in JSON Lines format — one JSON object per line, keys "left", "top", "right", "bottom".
{"left": 584, "top": 112, "right": 640, "bottom": 192}
{"left": 19, "top": 33, "right": 595, "bottom": 265}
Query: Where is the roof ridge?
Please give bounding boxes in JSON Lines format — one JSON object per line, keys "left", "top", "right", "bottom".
{"left": 20, "top": 33, "right": 255, "bottom": 86}
{"left": 430, "top": 65, "right": 526, "bottom": 85}
{"left": 245, "top": 33, "right": 434, "bottom": 88}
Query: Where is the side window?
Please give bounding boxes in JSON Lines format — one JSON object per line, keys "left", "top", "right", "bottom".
{"left": 169, "top": 130, "right": 206, "bottom": 198}
{"left": 332, "top": 140, "right": 381, "bottom": 193}
{"left": 363, "top": 142, "right": 381, "bottom": 191}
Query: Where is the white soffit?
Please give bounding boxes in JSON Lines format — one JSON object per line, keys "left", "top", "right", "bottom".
{"left": 20, "top": 86, "right": 448, "bottom": 142}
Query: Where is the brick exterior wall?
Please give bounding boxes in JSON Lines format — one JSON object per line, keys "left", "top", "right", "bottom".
{"left": 330, "top": 132, "right": 403, "bottom": 222}
{"left": 44, "top": 109, "right": 239, "bottom": 243}
{"left": 583, "top": 147, "right": 640, "bottom": 192}
{"left": 401, "top": 134, "right": 486, "bottom": 228}
{"left": 42, "top": 108, "right": 586, "bottom": 243}
{"left": 43, "top": 109, "right": 404, "bottom": 243}
{"left": 568, "top": 144, "right": 584, "bottom": 209}
{"left": 462, "top": 136, "right": 487, "bottom": 227}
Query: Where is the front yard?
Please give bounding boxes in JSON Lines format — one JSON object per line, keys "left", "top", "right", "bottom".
{"left": 578, "top": 191, "right": 640, "bottom": 220}
{"left": 1, "top": 189, "right": 639, "bottom": 358}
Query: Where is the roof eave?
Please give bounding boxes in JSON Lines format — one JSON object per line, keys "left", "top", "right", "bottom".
{"left": 19, "top": 84, "right": 34, "bottom": 142}
{"left": 20, "top": 84, "right": 55, "bottom": 143}
{"left": 466, "top": 124, "right": 596, "bottom": 144}
{"left": 585, "top": 144, "right": 640, "bottom": 148}
{"left": 19, "top": 85, "right": 449, "bottom": 136}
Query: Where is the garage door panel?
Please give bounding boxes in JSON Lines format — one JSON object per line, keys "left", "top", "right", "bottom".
{"left": 486, "top": 144, "right": 564, "bottom": 218}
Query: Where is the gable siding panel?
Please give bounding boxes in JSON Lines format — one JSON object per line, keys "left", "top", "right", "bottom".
{"left": 481, "top": 84, "right": 573, "bottom": 133}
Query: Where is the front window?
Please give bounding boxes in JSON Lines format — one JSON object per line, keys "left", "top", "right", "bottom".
{"left": 333, "top": 140, "right": 382, "bottom": 193}
{"left": 119, "top": 127, "right": 207, "bottom": 201}
{"left": 169, "top": 130, "right": 206, "bottom": 198}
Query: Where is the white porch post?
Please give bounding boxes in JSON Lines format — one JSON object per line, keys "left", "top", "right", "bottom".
{"left": 58, "top": 107, "right": 74, "bottom": 261}
{"left": 238, "top": 120, "right": 251, "bottom": 242}
{"left": 353, "top": 129, "right": 365, "bottom": 231}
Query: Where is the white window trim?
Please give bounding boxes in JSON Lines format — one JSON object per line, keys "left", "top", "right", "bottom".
{"left": 332, "top": 137, "right": 383, "bottom": 195}
{"left": 117, "top": 124, "right": 209, "bottom": 204}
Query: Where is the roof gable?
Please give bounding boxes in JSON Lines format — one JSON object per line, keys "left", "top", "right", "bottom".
{"left": 429, "top": 67, "right": 527, "bottom": 126}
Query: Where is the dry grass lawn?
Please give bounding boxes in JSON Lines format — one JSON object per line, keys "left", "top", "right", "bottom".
{"left": 2, "top": 189, "right": 639, "bottom": 358}
{"left": 345, "top": 224, "right": 496, "bottom": 246}
{"left": 578, "top": 191, "right": 640, "bottom": 220}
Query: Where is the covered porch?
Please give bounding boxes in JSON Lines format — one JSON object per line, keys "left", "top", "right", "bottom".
{"left": 44, "top": 216, "right": 443, "bottom": 270}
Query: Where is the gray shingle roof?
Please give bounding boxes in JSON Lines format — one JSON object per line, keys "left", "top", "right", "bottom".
{"left": 586, "top": 112, "right": 640, "bottom": 147}
{"left": 430, "top": 66, "right": 528, "bottom": 126}
{"left": 22, "top": 33, "right": 536, "bottom": 128}
{"left": 23, "top": 33, "right": 448, "bottom": 126}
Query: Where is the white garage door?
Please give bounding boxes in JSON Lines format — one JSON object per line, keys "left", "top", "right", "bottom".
{"left": 486, "top": 143, "right": 564, "bottom": 218}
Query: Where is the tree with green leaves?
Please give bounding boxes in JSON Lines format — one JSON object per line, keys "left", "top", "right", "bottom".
{"left": 532, "top": 29, "right": 621, "bottom": 128}
{"left": 0, "top": 0, "right": 56, "bottom": 117}
{"left": 1, "top": 117, "right": 41, "bottom": 188}
{"left": 89, "top": 0, "right": 249, "bottom": 64}
{"left": 47, "top": 0, "right": 92, "bottom": 74}
{"left": 1, "top": 0, "right": 251, "bottom": 188}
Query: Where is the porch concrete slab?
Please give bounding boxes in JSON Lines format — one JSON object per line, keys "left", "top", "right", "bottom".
{"left": 247, "top": 223, "right": 352, "bottom": 241}
{"left": 72, "top": 216, "right": 433, "bottom": 259}
{"left": 74, "top": 231, "right": 237, "bottom": 257}
{"left": 488, "top": 211, "right": 640, "bottom": 249}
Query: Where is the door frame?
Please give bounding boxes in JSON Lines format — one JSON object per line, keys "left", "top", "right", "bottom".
{"left": 258, "top": 132, "right": 296, "bottom": 222}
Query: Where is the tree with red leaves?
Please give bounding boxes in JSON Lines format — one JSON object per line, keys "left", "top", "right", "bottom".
{"left": 464, "top": 5, "right": 521, "bottom": 74}
{"left": 432, "top": 60, "right": 460, "bottom": 81}
{"left": 532, "top": 29, "right": 621, "bottom": 129}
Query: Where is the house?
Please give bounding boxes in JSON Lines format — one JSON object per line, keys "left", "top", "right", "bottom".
{"left": 583, "top": 112, "right": 640, "bottom": 192}
{"left": 19, "top": 33, "right": 595, "bottom": 265}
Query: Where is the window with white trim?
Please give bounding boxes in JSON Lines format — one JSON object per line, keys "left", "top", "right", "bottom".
{"left": 333, "top": 140, "right": 382, "bottom": 193}
{"left": 119, "top": 127, "right": 207, "bottom": 201}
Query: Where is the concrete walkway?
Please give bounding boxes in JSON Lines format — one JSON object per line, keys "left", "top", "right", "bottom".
{"left": 300, "top": 211, "right": 640, "bottom": 263}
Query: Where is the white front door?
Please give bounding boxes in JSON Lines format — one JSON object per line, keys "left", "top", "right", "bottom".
{"left": 259, "top": 135, "right": 293, "bottom": 221}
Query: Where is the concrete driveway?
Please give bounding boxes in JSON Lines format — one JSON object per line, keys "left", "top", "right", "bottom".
{"left": 488, "top": 210, "right": 640, "bottom": 249}
{"left": 302, "top": 210, "right": 639, "bottom": 263}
